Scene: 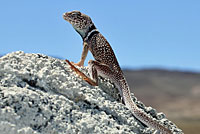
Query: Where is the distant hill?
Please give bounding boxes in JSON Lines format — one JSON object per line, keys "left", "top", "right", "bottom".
{"left": 123, "top": 69, "right": 200, "bottom": 118}
{"left": 123, "top": 69, "right": 200, "bottom": 134}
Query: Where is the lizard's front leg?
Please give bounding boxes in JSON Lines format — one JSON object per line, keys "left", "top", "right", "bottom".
{"left": 71, "top": 42, "right": 89, "bottom": 67}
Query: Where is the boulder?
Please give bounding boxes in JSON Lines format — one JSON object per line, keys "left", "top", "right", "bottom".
{"left": 0, "top": 51, "right": 182, "bottom": 134}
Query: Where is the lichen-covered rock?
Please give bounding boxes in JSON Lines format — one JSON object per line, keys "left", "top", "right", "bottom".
{"left": 0, "top": 51, "right": 183, "bottom": 134}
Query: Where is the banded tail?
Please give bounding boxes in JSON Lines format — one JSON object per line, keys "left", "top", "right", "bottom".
{"left": 116, "top": 76, "right": 173, "bottom": 134}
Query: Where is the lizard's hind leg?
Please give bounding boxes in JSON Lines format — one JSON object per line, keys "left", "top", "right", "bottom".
{"left": 65, "top": 59, "right": 97, "bottom": 86}
{"left": 88, "top": 60, "right": 124, "bottom": 102}
{"left": 88, "top": 60, "right": 114, "bottom": 80}
{"left": 88, "top": 60, "right": 98, "bottom": 85}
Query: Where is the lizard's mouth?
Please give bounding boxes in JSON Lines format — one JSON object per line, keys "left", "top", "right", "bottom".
{"left": 63, "top": 13, "right": 69, "bottom": 21}
{"left": 63, "top": 12, "right": 76, "bottom": 25}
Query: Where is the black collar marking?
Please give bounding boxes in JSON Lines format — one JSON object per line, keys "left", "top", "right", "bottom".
{"left": 84, "top": 24, "right": 99, "bottom": 41}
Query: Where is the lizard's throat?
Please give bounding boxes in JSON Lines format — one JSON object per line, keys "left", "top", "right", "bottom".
{"left": 74, "top": 27, "right": 87, "bottom": 39}
{"left": 74, "top": 24, "right": 98, "bottom": 41}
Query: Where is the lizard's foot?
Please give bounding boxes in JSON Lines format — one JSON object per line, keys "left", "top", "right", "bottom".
{"left": 70, "top": 61, "right": 84, "bottom": 67}
{"left": 65, "top": 59, "right": 97, "bottom": 86}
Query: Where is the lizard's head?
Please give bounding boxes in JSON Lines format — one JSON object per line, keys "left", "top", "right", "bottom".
{"left": 63, "top": 10, "right": 95, "bottom": 39}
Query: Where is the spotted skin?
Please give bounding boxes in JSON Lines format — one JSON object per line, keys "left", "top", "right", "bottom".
{"left": 63, "top": 11, "right": 173, "bottom": 134}
{"left": 88, "top": 33, "right": 121, "bottom": 73}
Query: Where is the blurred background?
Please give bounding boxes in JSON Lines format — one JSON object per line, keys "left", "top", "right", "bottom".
{"left": 0, "top": 1, "right": 200, "bottom": 133}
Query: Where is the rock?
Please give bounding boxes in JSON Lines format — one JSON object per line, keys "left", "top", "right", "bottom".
{"left": 0, "top": 51, "right": 183, "bottom": 134}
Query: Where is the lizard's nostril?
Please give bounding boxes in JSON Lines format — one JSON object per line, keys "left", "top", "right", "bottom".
{"left": 63, "top": 13, "right": 66, "bottom": 17}
{"left": 63, "top": 12, "right": 69, "bottom": 17}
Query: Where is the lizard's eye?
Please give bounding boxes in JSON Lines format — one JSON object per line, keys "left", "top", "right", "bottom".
{"left": 71, "top": 11, "right": 81, "bottom": 16}
{"left": 76, "top": 11, "right": 81, "bottom": 16}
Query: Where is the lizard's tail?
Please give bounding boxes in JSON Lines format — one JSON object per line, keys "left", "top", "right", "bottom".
{"left": 116, "top": 77, "right": 173, "bottom": 134}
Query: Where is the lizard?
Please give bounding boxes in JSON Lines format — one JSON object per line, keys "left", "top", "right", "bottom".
{"left": 63, "top": 10, "right": 173, "bottom": 134}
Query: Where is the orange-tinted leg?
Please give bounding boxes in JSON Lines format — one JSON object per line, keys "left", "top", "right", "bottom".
{"left": 71, "top": 42, "right": 89, "bottom": 67}
{"left": 65, "top": 59, "right": 98, "bottom": 86}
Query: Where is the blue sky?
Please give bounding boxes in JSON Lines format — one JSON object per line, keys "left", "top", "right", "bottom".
{"left": 0, "top": 0, "right": 199, "bottom": 72}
